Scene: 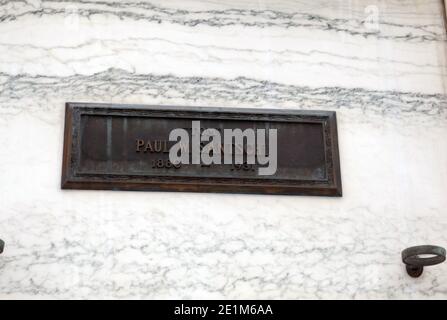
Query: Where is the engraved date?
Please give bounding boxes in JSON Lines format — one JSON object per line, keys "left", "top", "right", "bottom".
{"left": 151, "top": 159, "right": 181, "bottom": 169}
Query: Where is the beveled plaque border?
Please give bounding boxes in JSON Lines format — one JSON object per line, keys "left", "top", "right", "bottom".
{"left": 62, "top": 102, "right": 342, "bottom": 196}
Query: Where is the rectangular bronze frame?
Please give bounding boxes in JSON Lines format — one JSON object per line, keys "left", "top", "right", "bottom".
{"left": 62, "top": 103, "right": 342, "bottom": 196}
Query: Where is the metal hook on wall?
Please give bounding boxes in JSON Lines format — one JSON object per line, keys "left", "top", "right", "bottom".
{"left": 402, "top": 245, "right": 446, "bottom": 277}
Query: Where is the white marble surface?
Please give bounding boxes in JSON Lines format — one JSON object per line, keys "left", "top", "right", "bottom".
{"left": 0, "top": 0, "right": 447, "bottom": 299}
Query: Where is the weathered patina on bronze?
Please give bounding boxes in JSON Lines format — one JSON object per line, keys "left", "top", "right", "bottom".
{"left": 61, "top": 103, "right": 342, "bottom": 196}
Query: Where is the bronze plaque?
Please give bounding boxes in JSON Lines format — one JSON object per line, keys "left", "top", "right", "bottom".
{"left": 62, "top": 103, "right": 342, "bottom": 196}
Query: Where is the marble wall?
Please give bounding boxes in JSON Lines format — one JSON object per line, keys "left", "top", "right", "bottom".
{"left": 0, "top": 0, "right": 446, "bottom": 299}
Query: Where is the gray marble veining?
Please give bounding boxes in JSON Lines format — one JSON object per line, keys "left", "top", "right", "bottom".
{"left": 1, "top": 69, "right": 446, "bottom": 122}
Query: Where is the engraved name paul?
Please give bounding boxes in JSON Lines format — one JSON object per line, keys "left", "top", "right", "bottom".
{"left": 135, "top": 120, "right": 278, "bottom": 175}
